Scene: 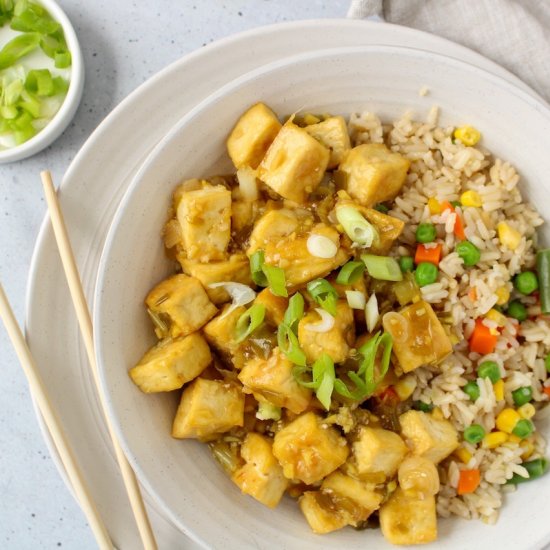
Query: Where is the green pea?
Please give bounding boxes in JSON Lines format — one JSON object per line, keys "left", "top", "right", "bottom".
{"left": 374, "top": 203, "right": 389, "bottom": 213}
{"left": 507, "top": 300, "right": 527, "bottom": 322}
{"left": 464, "top": 424, "right": 485, "bottom": 444}
{"left": 463, "top": 381, "right": 480, "bottom": 401}
{"left": 416, "top": 223, "right": 437, "bottom": 244}
{"left": 413, "top": 400, "right": 433, "bottom": 412}
{"left": 512, "top": 386, "right": 533, "bottom": 407}
{"left": 456, "top": 241, "right": 481, "bottom": 267}
{"left": 414, "top": 262, "right": 438, "bottom": 287}
{"left": 545, "top": 354, "right": 550, "bottom": 373}
{"left": 399, "top": 256, "right": 414, "bottom": 273}
{"left": 451, "top": 200, "right": 462, "bottom": 208}
{"left": 514, "top": 271, "right": 539, "bottom": 295}
{"left": 477, "top": 361, "right": 501, "bottom": 383}
{"left": 512, "top": 418, "right": 534, "bottom": 439}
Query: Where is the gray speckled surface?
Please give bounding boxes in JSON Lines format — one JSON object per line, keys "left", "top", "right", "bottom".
{"left": 0, "top": 1, "right": 349, "bottom": 548}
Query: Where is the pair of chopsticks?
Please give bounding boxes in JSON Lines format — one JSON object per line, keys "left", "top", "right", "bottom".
{"left": 0, "top": 172, "right": 157, "bottom": 549}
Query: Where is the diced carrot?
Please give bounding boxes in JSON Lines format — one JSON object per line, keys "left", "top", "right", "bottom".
{"left": 415, "top": 243, "right": 443, "bottom": 266}
{"left": 468, "top": 288, "right": 477, "bottom": 301}
{"left": 469, "top": 318, "right": 498, "bottom": 354}
{"left": 457, "top": 469, "right": 481, "bottom": 495}
{"left": 543, "top": 387, "right": 550, "bottom": 397}
{"left": 441, "top": 201, "right": 454, "bottom": 212}
{"left": 454, "top": 213, "right": 466, "bottom": 240}
{"left": 377, "top": 386, "right": 398, "bottom": 404}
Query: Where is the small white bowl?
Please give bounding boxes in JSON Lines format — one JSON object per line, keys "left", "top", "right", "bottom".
{"left": 96, "top": 45, "right": 550, "bottom": 550}
{"left": 0, "top": 0, "right": 84, "bottom": 164}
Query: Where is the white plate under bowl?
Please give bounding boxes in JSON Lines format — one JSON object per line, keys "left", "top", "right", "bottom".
{"left": 94, "top": 45, "right": 550, "bottom": 550}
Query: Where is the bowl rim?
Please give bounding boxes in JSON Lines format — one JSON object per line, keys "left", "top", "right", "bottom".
{"left": 0, "top": 0, "right": 85, "bottom": 163}
{"left": 94, "top": 44, "right": 550, "bottom": 548}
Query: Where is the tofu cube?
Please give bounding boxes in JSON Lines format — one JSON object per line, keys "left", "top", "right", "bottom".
{"left": 248, "top": 209, "right": 350, "bottom": 287}
{"left": 172, "top": 378, "right": 244, "bottom": 440}
{"left": 129, "top": 333, "right": 211, "bottom": 393}
{"left": 232, "top": 433, "right": 288, "bottom": 508}
{"left": 145, "top": 274, "right": 217, "bottom": 338}
{"left": 272, "top": 412, "right": 349, "bottom": 484}
{"left": 352, "top": 427, "right": 408, "bottom": 478}
{"left": 362, "top": 208, "right": 405, "bottom": 254}
{"left": 254, "top": 288, "right": 288, "bottom": 326}
{"left": 179, "top": 254, "right": 252, "bottom": 305}
{"left": 203, "top": 304, "right": 247, "bottom": 358}
{"left": 383, "top": 300, "right": 453, "bottom": 373}
{"left": 227, "top": 103, "right": 282, "bottom": 169}
{"left": 339, "top": 144, "right": 410, "bottom": 207}
{"left": 400, "top": 410, "right": 459, "bottom": 463}
{"left": 258, "top": 122, "right": 330, "bottom": 203}
{"left": 238, "top": 349, "right": 311, "bottom": 414}
{"left": 304, "top": 116, "right": 351, "bottom": 169}
{"left": 300, "top": 472, "right": 382, "bottom": 534}
{"left": 177, "top": 185, "right": 231, "bottom": 261}
{"left": 379, "top": 487, "right": 437, "bottom": 545}
{"left": 298, "top": 301, "right": 354, "bottom": 364}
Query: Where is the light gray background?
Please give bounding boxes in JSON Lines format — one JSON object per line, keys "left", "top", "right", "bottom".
{"left": 0, "top": 1, "right": 349, "bottom": 548}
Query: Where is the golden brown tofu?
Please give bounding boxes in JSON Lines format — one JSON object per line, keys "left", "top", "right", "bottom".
{"left": 254, "top": 288, "right": 288, "bottom": 326}
{"left": 379, "top": 487, "right": 437, "bottom": 545}
{"left": 272, "top": 412, "right": 349, "bottom": 484}
{"left": 248, "top": 209, "right": 350, "bottom": 287}
{"left": 238, "top": 349, "right": 312, "bottom": 414}
{"left": 383, "top": 301, "right": 453, "bottom": 373}
{"left": 400, "top": 410, "right": 459, "bottom": 463}
{"left": 129, "top": 333, "right": 211, "bottom": 393}
{"left": 362, "top": 208, "right": 405, "bottom": 255}
{"left": 339, "top": 144, "right": 410, "bottom": 207}
{"left": 298, "top": 301, "right": 354, "bottom": 364}
{"left": 232, "top": 433, "right": 288, "bottom": 508}
{"left": 304, "top": 116, "right": 351, "bottom": 169}
{"left": 258, "top": 122, "right": 330, "bottom": 203}
{"left": 177, "top": 186, "right": 231, "bottom": 261}
{"left": 172, "top": 378, "right": 244, "bottom": 441}
{"left": 145, "top": 274, "right": 217, "bottom": 338}
{"left": 300, "top": 472, "right": 382, "bottom": 534}
{"left": 203, "top": 304, "right": 246, "bottom": 358}
{"left": 227, "top": 103, "right": 282, "bottom": 169}
{"left": 178, "top": 254, "right": 252, "bottom": 305}
{"left": 352, "top": 427, "right": 408, "bottom": 478}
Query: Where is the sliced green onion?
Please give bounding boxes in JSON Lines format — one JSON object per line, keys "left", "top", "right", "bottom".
{"left": 336, "top": 205, "right": 378, "bottom": 247}
{"left": 294, "top": 353, "right": 335, "bottom": 410}
{"left": 345, "top": 290, "right": 365, "bottom": 310}
{"left": 336, "top": 261, "right": 366, "bottom": 284}
{"left": 536, "top": 249, "right": 550, "bottom": 314}
{"left": 0, "top": 32, "right": 41, "bottom": 70}
{"left": 18, "top": 90, "right": 41, "bottom": 117}
{"left": 10, "top": 5, "right": 60, "bottom": 34}
{"left": 25, "top": 68, "right": 54, "bottom": 96}
{"left": 283, "top": 292, "right": 304, "bottom": 332}
{"left": 255, "top": 401, "right": 281, "bottom": 421}
{"left": 361, "top": 254, "right": 403, "bottom": 282}
{"left": 235, "top": 303, "right": 265, "bottom": 343}
{"left": 277, "top": 324, "right": 306, "bottom": 366}
{"left": 365, "top": 292, "right": 379, "bottom": 332}
{"left": 506, "top": 458, "right": 548, "bottom": 484}
{"left": 249, "top": 250, "right": 267, "bottom": 286}
{"left": 306, "top": 278, "right": 339, "bottom": 315}
{"left": 54, "top": 50, "right": 71, "bottom": 69}
{"left": 262, "top": 264, "right": 287, "bottom": 297}
{"left": 39, "top": 30, "right": 67, "bottom": 59}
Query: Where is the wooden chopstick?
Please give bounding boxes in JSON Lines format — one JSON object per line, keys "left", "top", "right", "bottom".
{"left": 0, "top": 283, "right": 114, "bottom": 550}
{"left": 41, "top": 171, "right": 158, "bottom": 550}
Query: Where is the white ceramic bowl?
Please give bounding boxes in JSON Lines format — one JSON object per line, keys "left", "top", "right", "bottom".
{"left": 95, "top": 45, "right": 550, "bottom": 550}
{"left": 0, "top": 0, "right": 84, "bottom": 164}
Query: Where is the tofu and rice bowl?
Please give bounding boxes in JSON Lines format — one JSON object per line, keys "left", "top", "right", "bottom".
{"left": 128, "top": 101, "right": 550, "bottom": 545}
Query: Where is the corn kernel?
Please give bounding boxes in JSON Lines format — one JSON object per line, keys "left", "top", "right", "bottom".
{"left": 432, "top": 407, "right": 444, "bottom": 420}
{"left": 496, "top": 408, "right": 521, "bottom": 434}
{"left": 489, "top": 327, "right": 500, "bottom": 336}
{"left": 460, "top": 190, "right": 482, "bottom": 208}
{"left": 454, "top": 125, "right": 481, "bottom": 146}
{"left": 497, "top": 222, "right": 522, "bottom": 251}
{"left": 495, "top": 286, "right": 510, "bottom": 306}
{"left": 508, "top": 434, "right": 522, "bottom": 444}
{"left": 428, "top": 197, "right": 441, "bottom": 215}
{"left": 386, "top": 480, "right": 397, "bottom": 493}
{"left": 520, "top": 439, "right": 535, "bottom": 460}
{"left": 303, "top": 113, "right": 321, "bottom": 125}
{"left": 493, "top": 379, "right": 504, "bottom": 401}
{"left": 454, "top": 447, "right": 473, "bottom": 464}
{"left": 482, "top": 431, "right": 508, "bottom": 449}
{"left": 486, "top": 309, "right": 507, "bottom": 327}
{"left": 394, "top": 374, "right": 417, "bottom": 401}
{"left": 518, "top": 403, "right": 536, "bottom": 419}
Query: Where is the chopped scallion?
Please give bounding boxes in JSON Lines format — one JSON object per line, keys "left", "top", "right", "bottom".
{"left": 235, "top": 303, "right": 265, "bottom": 343}
{"left": 283, "top": 292, "right": 304, "bottom": 332}
{"left": 294, "top": 353, "right": 335, "bottom": 410}
{"left": 306, "top": 278, "right": 339, "bottom": 316}
{"left": 335, "top": 205, "right": 378, "bottom": 247}
{"left": 361, "top": 254, "right": 403, "bottom": 282}
{"left": 336, "top": 260, "right": 366, "bottom": 285}
{"left": 262, "top": 264, "right": 287, "bottom": 297}
{"left": 249, "top": 250, "right": 267, "bottom": 286}
{"left": 277, "top": 324, "right": 306, "bottom": 366}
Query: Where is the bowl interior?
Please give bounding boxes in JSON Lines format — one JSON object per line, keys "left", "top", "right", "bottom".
{"left": 95, "top": 45, "right": 550, "bottom": 550}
